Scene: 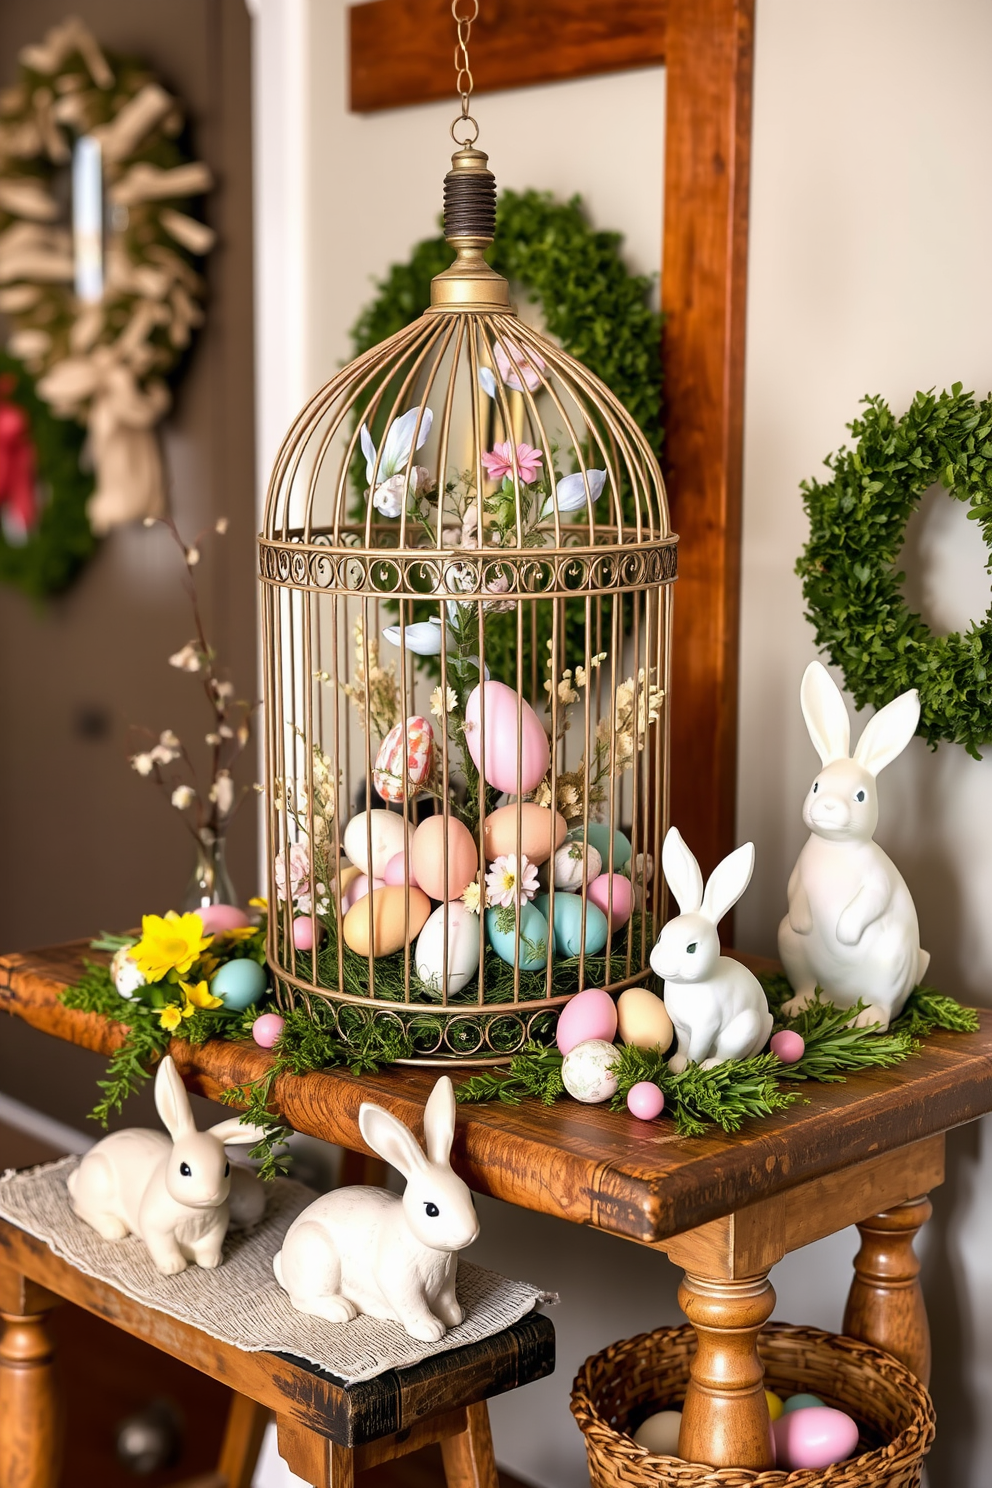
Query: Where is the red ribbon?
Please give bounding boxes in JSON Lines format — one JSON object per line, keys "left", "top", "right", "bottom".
{"left": 0, "top": 372, "right": 39, "bottom": 542}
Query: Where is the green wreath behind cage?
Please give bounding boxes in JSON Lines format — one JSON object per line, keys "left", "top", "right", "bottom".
{"left": 797, "top": 385, "right": 992, "bottom": 759}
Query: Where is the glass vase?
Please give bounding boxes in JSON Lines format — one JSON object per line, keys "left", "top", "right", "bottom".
{"left": 182, "top": 832, "right": 237, "bottom": 912}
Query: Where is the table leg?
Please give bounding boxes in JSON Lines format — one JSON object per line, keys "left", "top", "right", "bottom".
{"left": 842, "top": 1193, "right": 932, "bottom": 1385}
{"left": 277, "top": 1414, "right": 354, "bottom": 1488}
{"left": 440, "top": 1400, "right": 499, "bottom": 1488}
{"left": 677, "top": 1271, "right": 776, "bottom": 1469}
{"left": 0, "top": 1288, "right": 62, "bottom": 1488}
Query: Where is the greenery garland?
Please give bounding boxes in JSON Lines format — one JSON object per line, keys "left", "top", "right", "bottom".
{"left": 797, "top": 385, "right": 992, "bottom": 759}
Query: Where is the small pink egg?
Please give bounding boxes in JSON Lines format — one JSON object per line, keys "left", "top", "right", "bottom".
{"left": 770, "top": 1029, "right": 805, "bottom": 1064}
{"left": 626, "top": 1081, "right": 665, "bottom": 1120}
{"left": 342, "top": 874, "right": 385, "bottom": 912}
{"left": 292, "top": 916, "right": 323, "bottom": 950}
{"left": 556, "top": 988, "right": 618, "bottom": 1055}
{"left": 198, "top": 903, "right": 250, "bottom": 934}
{"left": 587, "top": 873, "right": 634, "bottom": 927}
{"left": 772, "top": 1407, "right": 859, "bottom": 1471}
{"left": 252, "top": 1013, "right": 285, "bottom": 1049}
{"left": 383, "top": 851, "right": 421, "bottom": 888}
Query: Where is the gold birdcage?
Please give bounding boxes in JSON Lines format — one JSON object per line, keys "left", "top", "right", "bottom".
{"left": 260, "top": 137, "right": 676, "bottom": 1064}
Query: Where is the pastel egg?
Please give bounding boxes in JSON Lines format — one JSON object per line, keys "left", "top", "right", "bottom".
{"left": 588, "top": 872, "right": 634, "bottom": 926}
{"left": 211, "top": 957, "right": 268, "bottom": 1011}
{"left": 485, "top": 902, "right": 552, "bottom": 971}
{"left": 252, "top": 1013, "right": 285, "bottom": 1048}
{"left": 771, "top": 1029, "right": 805, "bottom": 1064}
{"left": 567, "top": 822, "right": 631, "bottom": 871}
{"left": 632, "top": 1410, "right": 681, "bottom": 1456}
{"left": 373, "top": 715, "right": 434, "bottom": 803}
{"left": 765, "top": 1390, "right": 784, "bottom": 1422}
{"left": 415, "top": 902, "right": 482, "bottom": 996}
{"left": 536, "top": 894, "right": 608, "bottom": 958}
{"left": 772, "top": 1406, "right": 859, "bottom": 1472}
{"left": 783, "top": 1393, "right": 825, "bottom": 1415}
{"left": 411, "top": 814, "right": 479, "bottom": 900}
{"left": 111, "top": 945, "right": 147, "bottom": 1001}
{"left": 483, "top": 803, "right": 567, "bottom": 865}
{"left": 464, "top": 681, "right": 550, "bottom": 795}
{"left": 342, "top": 874, "right": 385, "bottom": 912}
{"left": 383, "top": 851, "right": 421, "bottom": 888}
{"left": 198, "top": 903, "right": 250, "bottom": 934}
{"left": 330, "top": 862, "right": 362, "bottom": 901}
{"left": 561, "top": 1038, "right": 619, "bottom": 1103}
{"left": 556, "top": 987, "right": 618, "bottom": 1054}
{"left": 343, "top": 810, "right": 412, "bottom": 880}
{"left": 626, "top": 1081, "right": 665, "bottom": 1121}
{"left": 617, "top": 988, "right": 674, "bottom": 1051}
{"left": 553, "top": 841, "right": 602, "bottom": 891}
{"left": 343, "top": 886, "right": 431, "bottom": 957}
{"left": 292, "top": 915, "right": 323, "bottom": 950}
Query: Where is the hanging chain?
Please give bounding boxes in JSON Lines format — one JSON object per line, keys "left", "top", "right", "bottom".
{"left": 450, "top": 0, "right": 480, "bottom": 146}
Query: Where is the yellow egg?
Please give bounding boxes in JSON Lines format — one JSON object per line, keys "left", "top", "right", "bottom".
{"left": 483, "top": 804, "right": 567, "bottom": 865}
{"left": 343, "top": 887, "right": 431, "bottom": 957}
{"left": 765, "top": 1389, "right": 784, "bottom": 1422}
{"left": 617, "top": 988, "right": 674, "bottom": 1051}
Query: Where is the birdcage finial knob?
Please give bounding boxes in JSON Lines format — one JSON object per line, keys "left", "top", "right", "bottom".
{"left": 430, "top": 146, "right": 512, "bottom": 313}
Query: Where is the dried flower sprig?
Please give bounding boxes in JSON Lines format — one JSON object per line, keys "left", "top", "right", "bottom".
{"left": 332, "top": 616, "right": 400, "bottom": 740}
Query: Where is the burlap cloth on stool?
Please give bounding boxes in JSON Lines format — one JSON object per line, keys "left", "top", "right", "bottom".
{"left": 0, "top": 1156, "right": 550, "bottom": 1384}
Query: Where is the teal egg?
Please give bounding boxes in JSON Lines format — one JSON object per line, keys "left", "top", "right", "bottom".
{"left": 536, "top": 894, "right": 608, "bottom": 958}
{"left": 567, "top": 822, "right": 631, "bottom": 870}
{"left": 782, "top": 1393, "right": 825, "bottom": 1415}
{"left": 486, "top": 904, "right": 553, "bottom": 971}
{"left": 211, "top": 957, "right": 267, "bottom": 1011}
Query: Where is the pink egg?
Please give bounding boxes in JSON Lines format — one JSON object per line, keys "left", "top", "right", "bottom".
{"left": 556, "top": 988, "right": 618, "bottom": 1055}
{"left": 292, "top": 916, "right": 323, "bottom": 950}
{"left": 343, "top": 874, "right": 385, "bottom": 912}
{"left": 252, "top": 1013, "right": 285, "bottom": 1049}
{"left": 587, "top": 873, "right": 634, "bottom": 927}
{"left": 626, "top": 1081, "right": 665, "bottom": 1120}
{"left": 464, "top": 681, "right": 550, "bottom": 796}
{"left": 198, "top": 904, "right": 250, "bottom": 934}
{"left": 770, "top": 1029, "right": 805, "bottom": 1064}
{"left": 411, "top": 815, "right": 479, "bottom": 901}
{"left": 772, "top": 1407, "right": 859, "bottom": 1471}
{"left": 383, "top": 851, "right": 421, "bottom": 887}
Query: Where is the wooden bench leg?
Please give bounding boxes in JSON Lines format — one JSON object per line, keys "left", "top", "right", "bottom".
{"left": 0, "top": 1280, "right": 63, "bottom": 1488}
{"left": 277, "top": 1414, "right": 354, "bottom": 1488}
{"left": 843, "top": 1193, "right": 932, "bottom": 1385}
{"left": 216, "top": 1393, "right": 270, "bottom": 1488}
{"left": 440, "top": 1400, "right": 499, "bottom": 1488}
{"left": 677, "top": 1270, "right": 776, "bottom": 1469}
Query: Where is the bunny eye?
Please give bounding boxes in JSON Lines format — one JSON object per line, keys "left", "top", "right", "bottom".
{"left": 855, "top": 789, "right": 866, "bottom": 802}
{"left": 686, "top": 942, "right": 697, "bottom": 954}
{"left": 224, "top": 1162, "right": 230, "bottom": 1176}
{"left": 812, "top": 782, "right": 819, "bottom": 793}
{"left": 179, "top": 1162, "right": 191, "bottom": 1177}
{"left": 425, "top": 1202, "right": 440, "bottom": 1218}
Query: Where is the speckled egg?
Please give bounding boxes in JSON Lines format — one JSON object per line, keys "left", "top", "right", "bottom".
{"left": 411, "top": 814, "right": 479, "bottom": 900}
{"left": 782, "top": 1394, "right": 824, "bottom": 1415}
{"left": 111, "top": 946, "right": 147, "bottom": 1001}
{"left": 373, "top": 716, "right": 435, "bottom": 803}
{"left": 343, "top": 810, "right": 413, "bottom": 880}
{"left": 626, "top": 1081, "right": 665, "bottom": 1121}
{"left": 553, "top": 841, "right": 602, "bottom": 891}
{"left": 770, "top": 1030, "right": 805, "bottom": 1064}
{"left": 252, "top": 1013, "right": 285, "bottom": 1048}
{"left": 292, "top": 916, "right": 323, "bottom": 950}
{"left": 383, "top": 851, "right": 421, "bottom": 888}
{"left": 464, "top": 681, "right": 550, "bottom": 795}
{"left": 567, "top": 822, "right": 631, "bottom": 871}
{"left": 536, "top": 893, "right": 608, "bottom": 958}
{"left": 211, "top": 957, "right": 268, "bottom": 1011}
{"left": 343, "top": 886, "right": 431, "bottom": 957}
{"left": 199, "top": 904, "right": 250, "bottom": 934}
{"left": 588, "top": 872, "right": 634, "bottom": 927}
{"left": 617, "top": 988, "right": 674, "bottom": 1051}
{"left": 483, "top": 803, "right": 567, "bottom": 865}
{"left": 561, "top": 1038, "right": 619, "bottom": 1104}
{"left": 632, "top": 1410, "right": 682, "bottom": 1455}
{"left": 772, "top": 1407, "right": 859, "bottom": 1471}
{"left": 485, "top": 902, "right": 552, "bottom": 971}
{"left": 555, "top": 988, "right": 618, "bottom": 1054}
{"left": 415, "top": 902, "right": 482, "bottom": 996}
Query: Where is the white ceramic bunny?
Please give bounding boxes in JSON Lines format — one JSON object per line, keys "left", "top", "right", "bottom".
{"left": 273, "top": 1075, "right": 479, "bottom": 1343}
{"left": 67, "top": 1055, "right": 269, "bottom": 1275}
{"left": 650, "top": 827, "right": 773, "bottom": 1070}
{"left": 778, "top": 662, "right": 929, "bottom": 1031}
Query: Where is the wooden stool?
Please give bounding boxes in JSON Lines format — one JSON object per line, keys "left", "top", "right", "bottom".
{"left": 0, "top": 1217, "right": 554, "bottom": 1488}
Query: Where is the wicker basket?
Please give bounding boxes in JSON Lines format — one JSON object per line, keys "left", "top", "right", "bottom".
{"left": 571, "top": 1323, "right": 935, "bottom": 1487}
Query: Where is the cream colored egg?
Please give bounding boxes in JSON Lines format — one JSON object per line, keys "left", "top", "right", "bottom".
{"left": 617, "top": 988, "right": 674, "bottom": 1051}
{"left": 553, "top": 840, "right": 603, "bottom": 891}
{"left": 343, "top": 886, "right": 431, "bottom": 957}
{"left": 415, "top": 902, "right": 482, "bottom": 996}
{"left": 633, "top": 1410, "right": 682, "bottom": 1456}
{"left": 483, "top": 803, "right": 567, "bottom": 865}
{"left": 343, "top": 810, "right": 412, "bottom": 880}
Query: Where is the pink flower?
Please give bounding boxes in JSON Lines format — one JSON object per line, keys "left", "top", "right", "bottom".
{"left": 493, "top": 339, "right": 546, "bottom": 393}
{"left": 481, "top": 440, "right": 543, "bottom": 485}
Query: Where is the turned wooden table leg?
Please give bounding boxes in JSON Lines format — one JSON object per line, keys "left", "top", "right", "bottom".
{"left": 843, "top": 1194, "right": 932, "bottom": 1385}
{"left": 440, "top": 1400, "right": 499, "bottom": 1488}
{"left": 677, "top": 1271, "right": 776, "bottom": 1469}
{"left": 0, "top": 1281, "right": 63, "bottom": 1488}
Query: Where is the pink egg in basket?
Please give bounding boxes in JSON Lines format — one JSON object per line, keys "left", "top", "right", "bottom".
{"left": 626, "top": 1081, "right": 665, "bottom": 1121}
{"left": 772, "top": 1406, "right": 859, "bottom": 1471}
{"left": 199, "top": 904, "right": 250, "bottom": 934}
{"left": 252, "top": 1013, "right": 285, "bottom": 1049}
{"left": 383, "top": 851, "right": 421, "bottom": 888}
{"left": 587, "top": 873, "right": 633, "bottom": 927}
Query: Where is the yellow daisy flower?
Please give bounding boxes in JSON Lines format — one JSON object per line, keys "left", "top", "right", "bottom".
{"left": 248, "top": 896, "right": 268, "bottom": 912}
{"left": 132, "top": 912, "right": 213, "bottom": 983}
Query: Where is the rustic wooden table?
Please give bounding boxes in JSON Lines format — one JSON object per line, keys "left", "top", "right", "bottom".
{"left": 3, "top": 940, "right": 992, "bottom": 1472}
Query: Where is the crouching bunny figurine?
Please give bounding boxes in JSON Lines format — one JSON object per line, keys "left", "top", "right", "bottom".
{"left": 650, "top": 827, "right": 773, "bottom": 1070}
{"left": 273, "top": 1075, "right": 479, "bottom": 1343}
{"left": 67, "top": 1055, "right": 268, "bottom": 1275}
{"left": 778, "top": 662, "right": 929, "bottom": 1031}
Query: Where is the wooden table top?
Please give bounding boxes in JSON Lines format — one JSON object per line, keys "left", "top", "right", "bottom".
{"left": 3, "top": 940, "right": 991, "bottom": 1247}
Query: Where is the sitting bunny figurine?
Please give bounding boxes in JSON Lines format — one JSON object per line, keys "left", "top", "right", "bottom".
{"left": 274, "top": 1075, "right": 479, "bottom": 1342}
{"left": 778, "top": 662, "right": 929, "bottom": 1030}
{"left": 651, "top": 827, "right": 773, "bottom": 1070}
{"left": 67, "top": 1055, "right": 268, "bottom": 1275}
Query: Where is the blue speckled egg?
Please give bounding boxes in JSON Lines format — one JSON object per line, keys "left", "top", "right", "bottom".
{"left": 536, "top": 893, "right": 608, "bottom": 958}
{"left": 566, "top": 822, "right": 631, "bottom": 871}
{"left": 211, "top": 957, "right": 268, "bottom": 1011}
{"left": 485, "top": 903, "right": 553, "bottom": 971}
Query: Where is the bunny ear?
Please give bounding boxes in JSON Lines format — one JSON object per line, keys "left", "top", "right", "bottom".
{"left": 423, "top": 1076, "right": 455, "bottom": 1166}
{"left": 662, "top": 827, "right": 703, "bottom": 914}
{"left": 701, "top": 842, "right": 755, "bottom": 926}
{"left": 853, "top": 689, "right": 920, "bottom": 776}
{"left": 208, "top": 1117, "right": 271, "bottom": 1147}
{"left": 359, "top": 1102, "right": 428, "bottom": 1180}
{"left": 155, "top": 1056, "right": 195, "bottom": 1142}
{"left": 800, "top": 661, "right": 851, "bottom": 764}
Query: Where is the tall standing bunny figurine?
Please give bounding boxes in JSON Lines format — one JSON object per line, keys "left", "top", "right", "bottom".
{"left": 778, "top": 662, "right": 929, "bottom": 1030}
{"left": 274, "top": 1075, "right": 479, "bottom": 1343}
{"left": 650, "top": 827, "right": 773, "bottom": 1070}
{"left": 67, "top": 1055, "right": 268, "bottom": 1274}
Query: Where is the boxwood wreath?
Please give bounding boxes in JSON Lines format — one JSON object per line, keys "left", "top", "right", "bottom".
{"left": 798, "top": 384, "right": 992, "bottom": 759}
